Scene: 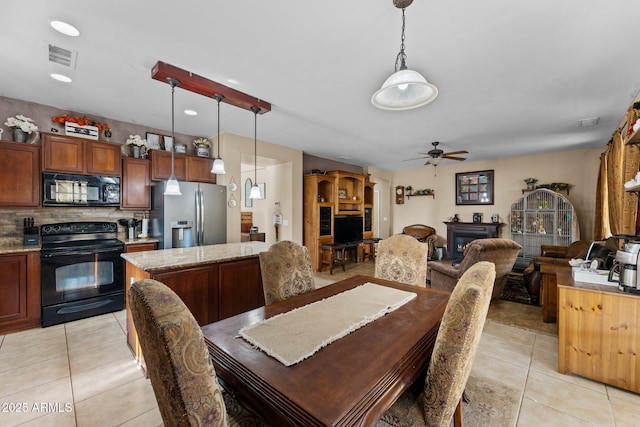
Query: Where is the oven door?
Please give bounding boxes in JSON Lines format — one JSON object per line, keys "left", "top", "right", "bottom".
{"left": 41, "top": 246, "right": 124, "bottom": 306}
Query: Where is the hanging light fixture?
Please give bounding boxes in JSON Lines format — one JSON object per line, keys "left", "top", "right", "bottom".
{"left": 164, "top": 78, "right": 182, "bottom": 196}
{"left": 249, "top": 106, "right": 262, "bottom": 199}
{"left": 210, "top": 94, "right": 226, "bottom": 174}
{"left": 371, "top": 0, "right": 438, "bottom": 110}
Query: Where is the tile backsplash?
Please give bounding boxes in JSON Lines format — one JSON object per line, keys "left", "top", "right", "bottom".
{"left": 0, "top": 206, "right": 147, "bottom": 243}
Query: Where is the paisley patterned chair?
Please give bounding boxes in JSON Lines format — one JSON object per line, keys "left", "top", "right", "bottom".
{"left": 378, "top": 261, "right": 496, "bottom": 427}
{"left": 375, "top": 234, "right": 430, "bottom": 287}
{"left": 259, "top": 240, "right": 316, "bottom": 305}
{"left": 430, "top": 238, "right": 521, "bottom": 299}
{"left": 128, "top": 279, "right": 268, "bottom": 427}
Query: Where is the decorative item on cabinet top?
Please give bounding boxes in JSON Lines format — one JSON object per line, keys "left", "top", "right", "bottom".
{"left": 405, "top": 187, "right": 435, "bottom": 199}
{"left": 52, "top": 114, "right": 109, "bottom": 140}
{"left": 5, "top": 114, "right": 40, "bottom": 144}
{"left": 193, "top": 138, "right": 211, "bottom": 157}
{"left": 533, "top": 182, "right": 571, "bottom": 195}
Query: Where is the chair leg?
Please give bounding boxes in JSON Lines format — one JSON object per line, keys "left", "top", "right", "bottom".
{"left": 328, "top": 248, "right": 334, "bottom": 275}
{"left": 453, "top": 398, "right": 464, "bottom": 427}
{"left": 340, "top": 247, "right": 346, "bottom": 272}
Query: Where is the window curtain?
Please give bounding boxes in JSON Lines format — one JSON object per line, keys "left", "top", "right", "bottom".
{"left": 598, "top": 131, "right": 639, "bottom": 238}
{"left": 594, "top": 151, "right": 609, "bottom": 240}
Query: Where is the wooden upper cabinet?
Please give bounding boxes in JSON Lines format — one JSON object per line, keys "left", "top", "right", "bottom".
{"left": 0, "top": 141, "right": 40, "bottom": 207}
{"left": 42, "top": 133, "right": 83, "bottom": 173}
{"left": 187, "top": 156, "right": 216, "bottom": 183}
{"left": 150, "top": 150, "right": 187, "bottom": 181}
{"left": 41, "top": 132, "right": 121, "bottom": 176}
{"left": 121, "top": 158, "right": 151, "bottom": 210}
{"left": 150, "top": 150, "right": 215, "bottom": 183}
{"left": 86, "top": 140, "right": 121, "bottom": 176}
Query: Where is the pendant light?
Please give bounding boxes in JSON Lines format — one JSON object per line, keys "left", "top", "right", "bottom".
{"left": 164, "top": 77, "right": 182, "bottom": 196}
{"left": 371, "top": 0, "right": 438, "bottom": 110}
{"left": 210, "top": 94, "right": 226, "bottom": 174}
{"left": 249, "top": 106, "right": 262, "bottom": 199}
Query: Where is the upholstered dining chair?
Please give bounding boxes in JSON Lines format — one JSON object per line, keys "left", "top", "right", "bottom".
{"left": 377, "top": 261, "right": 496, "bottom": 427}
{"left": 430, "top": 238, "right": 521, "bottom": 299}
{"left": 259, "top": 240, "right": 316, "bottom": 305}
{"left": 129, "top": 279, "right": 268, "bottom": 427}
{"left": 375, "top": 234, "right": 430, "bottom": 287}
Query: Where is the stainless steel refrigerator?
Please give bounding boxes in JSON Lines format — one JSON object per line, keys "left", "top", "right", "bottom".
{"left": 151, "top": 181, "right": 227, "bottom": 249}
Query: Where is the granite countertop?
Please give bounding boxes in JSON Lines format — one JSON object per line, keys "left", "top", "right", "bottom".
{"left": 0, "top": 237, "right": 40, "bottom": 254}
{"left": 121, "top": 241, "right": 271, "bottom": 273}
{"left": 121, "top": 238, "right": 160, "bottom": 245}
{"left": 0, "top": 244, "right": 40, "bottom": 254}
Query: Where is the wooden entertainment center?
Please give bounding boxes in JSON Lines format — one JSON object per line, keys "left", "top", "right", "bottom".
{"left": 303, "top": 171, "right": 375, "bottom": 271}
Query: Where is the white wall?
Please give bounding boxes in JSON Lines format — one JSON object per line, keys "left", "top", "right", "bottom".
{"left": 217, "top": 132, "right": 303, "bottom": 244}
{"left": 391, "top": 147, "right": 602, "bottom": 246}
{"left": 241, "top": 162, "right": 293, "bottom": 244}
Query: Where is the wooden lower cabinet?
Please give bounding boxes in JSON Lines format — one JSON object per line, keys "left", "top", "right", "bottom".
{"left": 558, "top": 279, "right": 640, "bottom": 393}
{"left": 218, "top": 258, "right": 264, "bottom": 319}
{"left": 540, "top": 263, "right": 558, "bottom": 323}
{"left": 153, "top": 266, "right": 219, "bottom": 326}
{"left": 0, "top": 251, "right": 41, "bottom": 334}
{"left": 125, "top": 256, "right": 264, "bottom": 366}
{"left": 125, "top": 242, "right": 157, "bottom": 253}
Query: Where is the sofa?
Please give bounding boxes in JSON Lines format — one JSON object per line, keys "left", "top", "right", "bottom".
{"left": 429, "top": 238, "right": 522, "bottom": 300}
{"left": 402, "top": 224, "right": 438, "bottom": 260}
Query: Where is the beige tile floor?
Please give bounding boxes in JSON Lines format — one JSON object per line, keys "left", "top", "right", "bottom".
{"left": 0, "top": 261, "right": 638, "bottom": 426}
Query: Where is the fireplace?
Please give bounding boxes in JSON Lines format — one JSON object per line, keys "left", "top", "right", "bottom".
{"left": 445, "top": 222, "right": 503, "bottom": 259}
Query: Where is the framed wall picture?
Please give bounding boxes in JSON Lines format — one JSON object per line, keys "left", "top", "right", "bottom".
{"left": 456, "top": 170, "right": 494, "bottom": 205}
{"left": 146, "top": 132, "right": 173, "bottom": 151}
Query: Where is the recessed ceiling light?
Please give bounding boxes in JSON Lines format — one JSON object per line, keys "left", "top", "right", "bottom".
{"left": 184, "top": 109, "right": 198, "bottom": 116}
{"left": 50, "top": 21, "right": 80, "bottom": 37}
{"left": 226, "top": 78, "right": 238, "bottom": 85}
{"left": 50, "top": 73, "right": 72, "bottom": 83}
{"left": 578, "top": 117, "right": 599, "bottom": 127}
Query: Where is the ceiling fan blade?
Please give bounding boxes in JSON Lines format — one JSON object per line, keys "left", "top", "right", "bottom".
{"left": 402, "top": 156, "right": 429, "bottom": 162}
{"left": 443, "top": 150, "right": 469, "bottom": 156}
{"left": 443, "top": 155, "right": 466, "bottom": 161}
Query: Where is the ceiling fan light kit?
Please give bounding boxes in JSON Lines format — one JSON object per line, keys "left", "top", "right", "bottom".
{"left": 372, "top": 0, "right": 438, "bottom": 110}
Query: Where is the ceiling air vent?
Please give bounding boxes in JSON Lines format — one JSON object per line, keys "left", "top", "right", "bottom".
{"left": 48, "top": 44, "right": 78, "bottom": 68}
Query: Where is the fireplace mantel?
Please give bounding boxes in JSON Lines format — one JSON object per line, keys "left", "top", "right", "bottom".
{"left": 445, "top": 222, "right": 504, "bottom": 259}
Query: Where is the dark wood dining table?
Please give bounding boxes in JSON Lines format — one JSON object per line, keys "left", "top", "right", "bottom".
{"left": 201, "top": 274, "right": 449, "bottom": 427}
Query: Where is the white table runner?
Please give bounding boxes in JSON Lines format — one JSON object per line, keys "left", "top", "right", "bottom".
{"left": 239, "top": 282, "right": 416, "bottom": 366}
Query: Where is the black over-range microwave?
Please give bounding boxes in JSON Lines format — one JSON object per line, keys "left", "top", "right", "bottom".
{"left": 42, "top": 172, "right": 120, "bottom": 207}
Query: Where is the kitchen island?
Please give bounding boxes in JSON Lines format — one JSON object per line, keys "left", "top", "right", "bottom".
{"left": 122, "top": 241, "right": 271, "bottom": 365}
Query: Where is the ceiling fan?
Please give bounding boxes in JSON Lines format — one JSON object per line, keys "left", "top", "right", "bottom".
{"left": 403, "top": 141, "right": 468, "bottom": 166}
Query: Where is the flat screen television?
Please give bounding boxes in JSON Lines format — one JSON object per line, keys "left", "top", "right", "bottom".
{"left": 334, "top": 216, "right": 363, "bottom": 244}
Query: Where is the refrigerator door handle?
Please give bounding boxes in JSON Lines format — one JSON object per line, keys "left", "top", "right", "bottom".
{"left": 199, "top": 189, "right": 205, "bottom": 245}
{"left": 195, "top": 189, "right": 202, "bottom": 246}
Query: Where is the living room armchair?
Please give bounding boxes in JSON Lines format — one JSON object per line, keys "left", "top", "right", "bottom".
{"left": 430, "top": 238, "right": 522, "bottom": 299}
{"left": 402, "top": 224, "right": 438, "bottom": 260}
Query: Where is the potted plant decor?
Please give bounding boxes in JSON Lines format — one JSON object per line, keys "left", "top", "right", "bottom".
{"left": 193, "top": 138, "right": 211, "bottom": 157}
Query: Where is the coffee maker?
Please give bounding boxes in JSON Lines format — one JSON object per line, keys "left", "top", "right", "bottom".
{"left": 609, "top": 238, "right": 640, "bottom": 293}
